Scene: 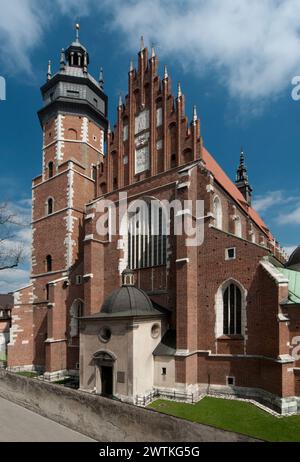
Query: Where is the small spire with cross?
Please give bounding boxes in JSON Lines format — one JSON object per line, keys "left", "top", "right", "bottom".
{"left": 235, "top": 147, "right": 252, "bottom": 205}
{"left": 240, "top": 146, "right": 245, "bottom": 167}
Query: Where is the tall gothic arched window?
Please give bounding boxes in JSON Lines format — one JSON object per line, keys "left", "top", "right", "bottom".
{"left": 70, "top": 300, "right": 84, "bottom": 338}
{"left": 213, "top": 196, "right": 222, "bottom": 229}
{"left": 128, "top": 199, "right": 167, "bottom": 269}
{"left": 223, "top": 283, "right": 242, "bottom": 335}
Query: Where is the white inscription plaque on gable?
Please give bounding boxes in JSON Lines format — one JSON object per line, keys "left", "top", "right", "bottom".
{"left": 135, "top": 131, "right": 149, "bottom": 148}
{"left": 135, "top": 146, "right": 149, "bottom": 174}
{"left": 135, "top": 110, "right": 149, "bottom": 134}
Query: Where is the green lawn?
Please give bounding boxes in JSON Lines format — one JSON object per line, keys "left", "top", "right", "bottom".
{"left": 15, "top": 371, "right": 38, "bottom": 378}
{"left": 149, "top": 397, "right": 300, "bottom": 442}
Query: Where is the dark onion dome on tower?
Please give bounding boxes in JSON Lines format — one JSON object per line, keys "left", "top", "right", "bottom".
{"left": 286, "top": 246, "right": 300, "bottom": 269}
{"left": 65, "top": 23, "right": 89, "bottom": 68}
{"left": 82, "top": 268, "right": 169, "bottom": 319}
{"left": 38, "top": 23, "right": 108, "bottom": 130}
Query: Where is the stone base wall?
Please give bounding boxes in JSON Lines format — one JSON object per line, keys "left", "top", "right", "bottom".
{"left": 0, "top": 370, "right": 255, "bottom": 442}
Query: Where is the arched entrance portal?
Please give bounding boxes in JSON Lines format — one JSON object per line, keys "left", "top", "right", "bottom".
{"left": 93, "top": 351, "right": 116, "bottom": 397}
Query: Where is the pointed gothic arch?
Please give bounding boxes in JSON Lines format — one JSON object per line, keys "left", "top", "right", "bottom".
{"left": 70, "top": 299, "right": 84, "bottom": 338}
{"left": 46, "top": 197, "right": 54, "bottom": 215}
{"left": 46, "top": 255, "right": 52, "bottom": 272}
{"left": 215, "top": 278, "right": 247, "bottom": 339}
{"left": 126, "top": 196, "right": 168, "bottom": 270}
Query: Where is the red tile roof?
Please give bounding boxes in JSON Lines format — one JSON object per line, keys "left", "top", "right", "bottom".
{"left": 202, "top": 147, "right": 273, "bottom": 241}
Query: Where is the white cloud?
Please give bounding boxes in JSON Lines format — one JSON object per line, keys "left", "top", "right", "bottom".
{"left": 1, "top": 0, "right": 300, "bottom": 101}
{"left": 253, "top": 190, "right": 300, "bottom": 226}
{"left": 55, "top": 0, "right": 92, "bottom": 15}
{"left": 277, "top": 204, "right": 300, "bottom": 225}
{"left": 253, "top": 190, "right": 300, "bottom": 215}
{"left": 105, "top": 0, "right": 300, "bottom": 101}
{"left": 0, "top": 0, "right": 91, "bottom": 76}
{"left": 0, "top": 268, "right": 30, "bottom": 294}
{"left": 0, "top": 0, "right": 45, "bottom": 75}
{"left": 253, "top": 191, "right": 284, "bottom": 213}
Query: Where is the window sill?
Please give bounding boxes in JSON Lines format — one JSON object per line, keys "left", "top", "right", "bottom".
{"left": 217, "top": 335, "right": 244, "bottom": 341}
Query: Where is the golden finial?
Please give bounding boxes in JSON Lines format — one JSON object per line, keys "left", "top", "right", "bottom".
{"left": 75, "top": 23, "right": 80, "bottom": 42}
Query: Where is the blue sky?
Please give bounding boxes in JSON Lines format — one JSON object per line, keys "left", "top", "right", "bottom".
{"left": 0, "top": 0, "right": 300, "bottom": 292}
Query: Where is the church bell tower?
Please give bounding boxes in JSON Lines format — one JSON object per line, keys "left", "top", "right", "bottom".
{"left": 29, "top": 25, "right": 108, "bottom": 376}
{"left": 38, "top": 23, "right": 108, "bottom": 171}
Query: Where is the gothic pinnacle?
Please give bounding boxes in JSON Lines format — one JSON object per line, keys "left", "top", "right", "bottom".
{"left": 118, "top": 94, "right": 123, "bottom": 108}
{"left": 177, "top": 81, "right": 182, "bottom": 98}
{"left": 164, "top": 65, "right": 168, "bottom": 80}
{"left": 140, "top": 35, "right": 145, "bottom": 52}
{"left": 60, "top": 48, "right": 65, "bottom": 70}
{"left": 83, "top": 52, "right": 88, "bottom": 74}
{"left": 193, "top": 105, "right": 197, "bottom": 124}
{"left": 47, "top": 60, "right": 52, "bottom": 80}
{"left": 151, "top": 46, "right": 156, "bottom": 59}
{"left": 129, "top": 59, "right": 134, "bottom": 72}
{"left": 99, "top": 67, "right": 104, "bottom": 89}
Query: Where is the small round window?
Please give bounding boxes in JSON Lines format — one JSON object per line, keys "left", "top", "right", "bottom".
{"left": 151, "top": 323, "right": 160, "bottom": 339}
{"left": 99, "top": 327, "right": 112, "bottom": 343}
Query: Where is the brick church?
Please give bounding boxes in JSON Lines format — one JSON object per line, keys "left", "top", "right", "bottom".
{"left": 7, "top": 27, "right": 300, "bottom": 414}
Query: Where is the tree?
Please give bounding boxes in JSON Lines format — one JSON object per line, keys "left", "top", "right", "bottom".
{"left": 0, "top": 203, "right": 24, "bottom": 271}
